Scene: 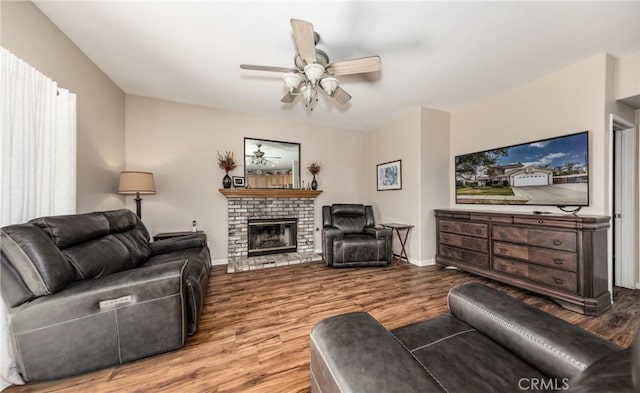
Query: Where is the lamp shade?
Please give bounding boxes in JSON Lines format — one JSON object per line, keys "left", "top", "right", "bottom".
{"left": 118, "top": 171, "right": 156, "bottom": 194}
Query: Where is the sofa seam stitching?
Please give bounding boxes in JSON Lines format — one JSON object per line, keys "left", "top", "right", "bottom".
{"left": 309, "top": 333, "right": 345, "bottom": 393}
{"left": 389, "top": 328, "right": 451, "bottom": 393}
{"left": 450, "top": 292, "right": 587, "bottom": 369}
{"left": 408, "top": 328, "right": 477, "bottom": 353}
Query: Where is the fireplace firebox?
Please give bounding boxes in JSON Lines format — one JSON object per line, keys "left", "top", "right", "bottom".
{"left": 247, "top": 218, "right": 297, "bottom": 257}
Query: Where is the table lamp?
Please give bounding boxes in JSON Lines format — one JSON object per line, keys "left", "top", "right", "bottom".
{"left": 118, "top": 171, "right": 156, "bottom": 218}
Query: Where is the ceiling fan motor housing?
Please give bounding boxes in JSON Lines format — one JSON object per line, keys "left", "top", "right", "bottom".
{"left": 294, "top": 49, "right": 329, "bottom": 70}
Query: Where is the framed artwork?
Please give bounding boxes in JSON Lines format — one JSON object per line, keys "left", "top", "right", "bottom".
{"left": 232, "top": 176, "right": 245, "bottom": 188}
{"left": 377, "top": 160, "right": 402, "bottom": 191}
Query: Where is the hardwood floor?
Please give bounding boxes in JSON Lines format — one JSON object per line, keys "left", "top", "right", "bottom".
{"left": 8, "top": 261, "right": 640, "bottom": 393}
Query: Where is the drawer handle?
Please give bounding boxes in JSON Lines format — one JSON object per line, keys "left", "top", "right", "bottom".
{"left": 499, "top": 232, "right": 507, "bottom": 239}
{"left": 499, "top": 264, "right": 507, "bottom": 271}
{"left": 554, "top": 278, "right": 564, "bottom": 285}
{"left": 553, "top": 240, "right": 562, "bottom": 246}
{"left": 499, "top": 248, "right": 507, "bottom": 254}
{"left": 538, "top": 220, "right": 544, "bottom": 224}
{"left": 475, "top": 228, "right": 482, "bottom": 234}
{"left": 442, "top": 225, "right": 449, "bottom": 230}
{"left": 553, "top": 259, "right": 564, "bottom": 265}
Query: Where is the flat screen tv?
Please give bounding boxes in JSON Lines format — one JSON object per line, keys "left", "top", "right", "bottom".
{"left": 455, "top": 131, "right": 589, "bottom": 206}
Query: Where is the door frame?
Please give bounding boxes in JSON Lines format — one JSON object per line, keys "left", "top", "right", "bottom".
{"left": 608, "top": 114, "right": 638, "bottom": 290}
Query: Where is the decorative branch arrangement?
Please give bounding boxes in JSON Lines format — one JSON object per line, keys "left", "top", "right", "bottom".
{"left": 217, "top": 151, "right": 237, "bottom": 172}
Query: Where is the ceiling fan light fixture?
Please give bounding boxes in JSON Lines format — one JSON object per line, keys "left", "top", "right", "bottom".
{"left": 301, "top": 84, "right": 317, "bottom": 104}
{"left": 303, "top": 63, "right": 324, "bottom": 86}
{"left": 320, "top": 77, "right": 339, "bottom": 96}
{"left": 282, "top": 72, "right": 304, "bottom": 93}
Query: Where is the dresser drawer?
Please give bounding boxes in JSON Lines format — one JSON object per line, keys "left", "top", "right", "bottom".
{"left": 439, "top": 245, "right": 489, "bottom": 268}
{"left": 493, "top": 225, "right": 576, "bottom": 252}
{"left": 528, "top": 247, "right": 577, "bottom": 272}
{"left": 493, "top": 241, "right": 577, "bottom": 272}
{"left": 529, "top": 265, "right": 577, "bottom": 293}
{"left": 440, "top": 233, "right": 488, "bottom": 252}
{"left": 440, "top": 220, "right": 488, "bottom": 238}
{"left": 493, "top": 257, "right": 529, "bottom": 279}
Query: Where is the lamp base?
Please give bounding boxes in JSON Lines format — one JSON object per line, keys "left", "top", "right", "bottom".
{"left": 134, "top": 193, "right": 142, "bottom": 219}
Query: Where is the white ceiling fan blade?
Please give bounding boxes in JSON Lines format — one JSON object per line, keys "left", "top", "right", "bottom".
{"left": 240, "top": 64, "right": 294, "bottom": 73}
{"left": 290, "top": 19, "right": 316, "bottom": 65}
{"left": 326, "top": 56, "right": 382, "bottom": 76}
{"left": 332, "top": 87, "right": 352, "bottom": 105}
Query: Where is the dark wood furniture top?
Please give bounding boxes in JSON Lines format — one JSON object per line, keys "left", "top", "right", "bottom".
{"left": 435, "top": 209, "right": 611, "bottom": 316}
{"left": 218, "top": 189, "right": 322, "bottom": 198}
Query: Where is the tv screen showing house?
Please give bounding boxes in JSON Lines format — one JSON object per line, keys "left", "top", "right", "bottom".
{"left": 455, "top": 131, "right": 589, "bottom": 206}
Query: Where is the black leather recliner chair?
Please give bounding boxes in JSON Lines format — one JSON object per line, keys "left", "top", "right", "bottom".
{"left": 321, "top": 204, "right": 392, "bottom": 267}
{"left": 0, "top": 209, "right": 211, "bottom": 382}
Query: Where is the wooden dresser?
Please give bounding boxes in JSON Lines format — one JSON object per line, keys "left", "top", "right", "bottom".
{"left": 435, "top": 209, "right": 611, "bottom": 315}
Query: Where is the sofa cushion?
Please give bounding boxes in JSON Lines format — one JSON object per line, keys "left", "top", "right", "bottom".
{"left": 0, "top": 224, "right": 74, "bottom": 300}
{"left": 332, "top": 234, "right": 387, "bottom": 263}
{"left": 30, "top": 212, "right": 110, "bottom": 249}
{"left": 331, "top": 204, "right": 366, "bottom": 234}
{"left": 31, "top": 210, "right": 152, "bottom": 279}
{"left": 392, "top": 314, "right": 552, "bottom": 393}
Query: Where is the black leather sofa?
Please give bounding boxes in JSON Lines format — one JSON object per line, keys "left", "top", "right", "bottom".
{"left": 0, "top": 209, "right": 211, "bottom": 382}
{"left": 310, "top": 283, "right": 638, "bottom": 393}
{"left": 321, "top": 204, "right": 392, "bottom": 267}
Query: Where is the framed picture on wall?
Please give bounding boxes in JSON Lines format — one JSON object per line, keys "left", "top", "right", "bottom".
{"left": 376, "top": 160, "right": 402, "bottom": 191}
{"left": 232, "top": 176, "right": 245, "bottom": 188}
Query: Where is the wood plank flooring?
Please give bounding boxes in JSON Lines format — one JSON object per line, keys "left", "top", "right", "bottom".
{"left": 7, "top": 261, "right": 640, "bottom": 393}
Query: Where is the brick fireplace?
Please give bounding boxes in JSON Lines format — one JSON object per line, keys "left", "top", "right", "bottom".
{"left": 220, "top": 189, "right": 322, "bottom": 262}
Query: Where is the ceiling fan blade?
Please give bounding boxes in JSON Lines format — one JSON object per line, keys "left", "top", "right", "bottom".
{"left": 240, "top": 64, "right": 294, "bottom": 73}
{"left": 332, "top": 87, "right": 352, "bottom": 105}
{"left": 326, "top": 56, "right": 382, "bottom": 76}
{"left": 281, "top": 92, "right": 296, "bottom": 104}
{"left": 290, "top": 19, "right": 317, "bottom": 65}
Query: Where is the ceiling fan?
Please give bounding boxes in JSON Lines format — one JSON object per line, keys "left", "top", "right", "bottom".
{"left": 249, "top": 144, "right": 280, "bottom": 166}
{"left": 240, "top": 19, "right": 382, "bottom": 110}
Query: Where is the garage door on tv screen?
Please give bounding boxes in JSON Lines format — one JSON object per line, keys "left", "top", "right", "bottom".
{"left": 455, "top": 131, "right": 589, "bottom": 206}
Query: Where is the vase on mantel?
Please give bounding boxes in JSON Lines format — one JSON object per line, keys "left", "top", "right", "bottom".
{"left": 222, "top": 172, "right": 232, "bottom": 189}
{"left": 311, "top": 175, "right": 318, "bottom": 190}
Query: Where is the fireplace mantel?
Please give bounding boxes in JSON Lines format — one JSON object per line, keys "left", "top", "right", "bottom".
{"left": 219, "top": 189, "right": 322, "bottom": 198}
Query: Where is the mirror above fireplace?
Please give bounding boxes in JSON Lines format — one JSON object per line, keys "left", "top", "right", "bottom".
{"left": 244, "top": 138, "right": 300, "bottom": 189}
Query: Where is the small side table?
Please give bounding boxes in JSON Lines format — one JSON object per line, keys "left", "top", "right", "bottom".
{"left": 153, "top": 231, "right": 203, "bottom": 242}
{"left": 380, "top": 223, "right": 414, "bottom": 263}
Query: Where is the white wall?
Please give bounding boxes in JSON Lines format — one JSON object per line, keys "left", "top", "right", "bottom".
{"left": 365, "top": 107, "right": 421, "bottom": 261}
{"left": 125, "top": 95, "right": 367, "bottom": 262}
{"left": 1, "top": 1, "right": 126, "bottom": 213}
{"left": 419, "top": 107, "right": 451, "bottom": 264}
{"left": 364, "top": 106, "right": 450, "bottom": 265}
{"left": 451, "top": 53, "right": 634, "bottom": 216}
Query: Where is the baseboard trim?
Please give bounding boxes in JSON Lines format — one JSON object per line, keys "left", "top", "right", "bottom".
{"left": 408, "top": 258, "right": 436, "bottom": 267}
{"left": 211, "top": 258, "right": 228, "bottom": 266}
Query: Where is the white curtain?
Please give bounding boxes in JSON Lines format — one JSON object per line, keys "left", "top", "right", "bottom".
{"left": 0, "top": 47, "right": 77, "bottom": 390}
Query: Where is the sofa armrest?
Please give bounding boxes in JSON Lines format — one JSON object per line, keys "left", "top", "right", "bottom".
{"left": 365, "top": 226, "right": 392, "bottom": 240}
{"left": 310, "top": 312, "right": 445, "bottom": 393}
{"left": 321, "top": 226, "right": 343, "bottom": 267}
{"left": 448, "top": 283, "right": 621, "bottom": 380}
{"left": 150, "top": 233, "right": 207, "bottom": 255}
{"left": 10, "top": 260, "right": 188, "bottom": 382}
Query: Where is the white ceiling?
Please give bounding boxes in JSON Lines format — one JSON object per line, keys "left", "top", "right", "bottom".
{"left": 34, "top": 1, "right": 640, "bottom": 131}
